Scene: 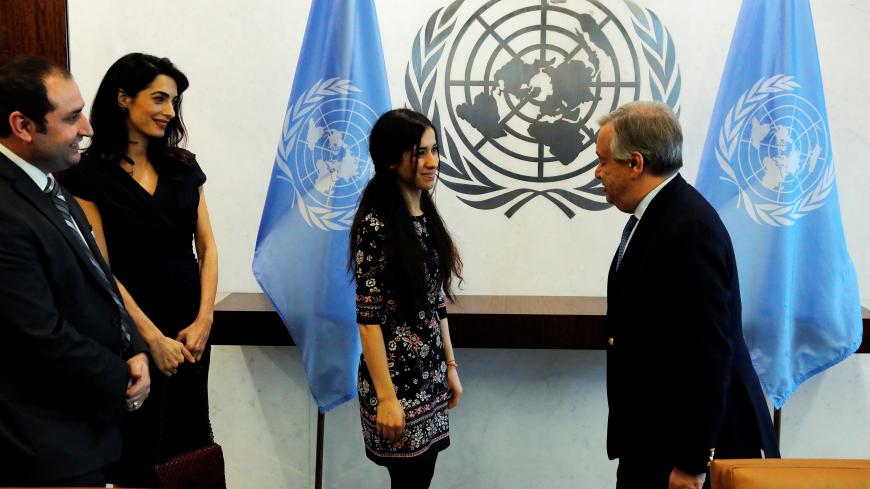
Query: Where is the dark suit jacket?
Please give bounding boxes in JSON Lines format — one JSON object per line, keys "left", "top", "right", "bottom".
{"left": 0, "top": 152, "right": 147, "bottom": 483}
{"left": 605, "top": 174, "right": 779, "bottom": 474}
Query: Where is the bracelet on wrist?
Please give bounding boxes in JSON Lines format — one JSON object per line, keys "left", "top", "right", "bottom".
{"left": 446, "top": 359, "right": 459, "bottom": 369}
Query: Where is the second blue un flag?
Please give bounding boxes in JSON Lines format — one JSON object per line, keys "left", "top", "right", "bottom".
{"left": 253, "top": 0, "right": 391, "bottom": 412}
{"left": 695, "top": 0, "right": 862, "bottom": 409}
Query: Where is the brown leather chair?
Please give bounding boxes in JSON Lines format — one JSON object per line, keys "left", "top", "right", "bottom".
{"left": 711, "top": 458, "right": 870, "bottom": 489}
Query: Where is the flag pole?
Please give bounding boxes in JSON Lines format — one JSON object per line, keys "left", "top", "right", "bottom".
{"left": 773, "top": 407, "right": 781, "bottom": 445}
{"left": 252, "top": 2, "right": 390, "bottom": 484}
{"left": 315, "top": 411, "right": 325, "bottom": 489}
{"left": 695, "top": 0, "right": 863, "bottom": 423}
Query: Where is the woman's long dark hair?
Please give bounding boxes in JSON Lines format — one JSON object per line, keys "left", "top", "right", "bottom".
{"left": 84, "top": 53, "right": 194, "bottom": 175}
{"left": 350, "top": 109, "right": 462, "bottom": 319}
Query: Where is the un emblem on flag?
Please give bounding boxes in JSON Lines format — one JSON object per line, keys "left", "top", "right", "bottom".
{"left": 405, "top": 0, "right": 682, "bottom": 218}
{"left": 714, "top": 74, "right": 835, "bottom": 227}
{"left": 275, "top": 78, "right": 381, "bottom": 231}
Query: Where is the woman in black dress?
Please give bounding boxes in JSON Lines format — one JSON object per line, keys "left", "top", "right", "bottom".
{"left": 350, "top": 109, "right": 463, "bottom": 489}
{"left": 62, "top": 53, "right": 218, "bottom": 487}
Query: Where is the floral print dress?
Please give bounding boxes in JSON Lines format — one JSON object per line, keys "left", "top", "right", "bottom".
{"left": 355, "top": 211, "right": 450, "bottom": 464}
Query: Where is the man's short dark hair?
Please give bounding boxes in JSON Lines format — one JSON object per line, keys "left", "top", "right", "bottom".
{"left": 0, "top": 55, "right": 72, "bottom": 137}
{"left": 598, "top": 101, "right": 683, "bottom": 176}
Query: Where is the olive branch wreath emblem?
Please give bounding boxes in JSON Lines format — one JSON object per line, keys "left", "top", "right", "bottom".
{"left": 405, "top": 0, "right": 682, "bottom": 217}
{"left": 714, "top": 74, "right": 834, "bottom": 227}
{"left": 276, "top": 77, "right": 362, "bottom": 231}
{"left": 624, "top": 0, "right": 682, "bottom": 116}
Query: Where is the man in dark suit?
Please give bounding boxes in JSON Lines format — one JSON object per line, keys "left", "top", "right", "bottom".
{"left": 0, "top": 55, "right": 150, "bottom": 487}
{"left": 596, "top": 101, "right": 780, "bottom": 489}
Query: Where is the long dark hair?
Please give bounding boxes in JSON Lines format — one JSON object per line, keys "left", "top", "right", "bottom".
{"left": 84, "top": 53, "right": 193, "bottom": 174}
{"left": 350, "top": 109, "right": 462, "bottom": 319}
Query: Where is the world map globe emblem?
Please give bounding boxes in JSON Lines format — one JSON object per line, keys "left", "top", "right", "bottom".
{"left": 444, "top": 0, "right": 641, "bottom": 183}
{"left": 290, "top": 96, "right": 380, "bottom": 212}
{"left": 406, "top": 0, "right": 681, "bottom": 217}
{"left": 736, "top": 94, "right": 829, "bottom": 205}
{"left": 714, "top": 75, "right": 833, "bottom": 227}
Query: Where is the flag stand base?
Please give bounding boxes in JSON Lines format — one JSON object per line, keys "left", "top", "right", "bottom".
{"left": 315, "top": 411, "right": 325, "bottom": 489}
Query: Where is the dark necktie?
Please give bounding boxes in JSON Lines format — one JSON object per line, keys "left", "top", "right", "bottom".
{"left": 616, "top": 215, "right": 638, "bottom": 270}
{"left": 44, "top": 177, "right": 132, "bottom": 352}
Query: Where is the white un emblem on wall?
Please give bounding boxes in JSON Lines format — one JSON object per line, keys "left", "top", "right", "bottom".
{"left": 406, "top": 0, "right": 682, "bottom": 218}
{"left": 715, "top": 74, "right": 834, "bottom": 227}
{"left": 275, "top": 78, "right": 380, "bottom": 231}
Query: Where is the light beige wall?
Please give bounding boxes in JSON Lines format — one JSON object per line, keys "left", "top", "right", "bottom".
{"left": 208, "top": 346, "right": 870, "bottom": 488}
{"left": 67, "top": 2, "right": 870, "bottom": 487}
{"left": 68, "top": 0, "right": 870, "bottom": 302}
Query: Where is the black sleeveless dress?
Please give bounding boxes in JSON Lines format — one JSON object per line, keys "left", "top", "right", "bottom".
{"left": 63, "top": 151, "right": 213, "bottom": 486}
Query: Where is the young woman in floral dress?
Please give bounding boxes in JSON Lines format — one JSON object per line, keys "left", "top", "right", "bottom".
{"left": 350, "top": 109, "right": 464, "bottom": 489}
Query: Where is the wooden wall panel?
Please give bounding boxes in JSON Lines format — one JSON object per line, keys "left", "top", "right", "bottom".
{"left": 0, "top": 0, "right": 68, "bottom": 68}
{"left": 212, "top": 292, "right": 870, "bottom": 352}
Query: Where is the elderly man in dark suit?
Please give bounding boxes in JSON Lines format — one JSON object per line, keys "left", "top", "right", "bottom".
{"left": 0, "top": 55, "right": 150, "bottom": 487}
{"left": 596, "top": 101, "right": 780, "bottom": 489}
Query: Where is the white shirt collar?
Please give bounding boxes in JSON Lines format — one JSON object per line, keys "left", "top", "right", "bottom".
{"left": 0, "top": 141, "right": 49, "bottom": 191}
{"left": 633, "top": 171, "right": 679, "bottom": 221}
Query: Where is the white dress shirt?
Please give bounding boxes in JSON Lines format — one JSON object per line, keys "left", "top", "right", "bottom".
{"left": 623, "top": 171, "right": 679, "bottom": 250}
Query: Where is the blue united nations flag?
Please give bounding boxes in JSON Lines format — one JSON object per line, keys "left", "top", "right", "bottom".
{"left": 695, "top": 0, "right": 862, "bottom": 409}
{"left": 253, "top": 0, "right": 391, "bottom": 412}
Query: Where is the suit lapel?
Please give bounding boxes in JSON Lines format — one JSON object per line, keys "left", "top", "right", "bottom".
{"left": 614, "top": 175, "right": 685, "bottom": 279}
{"left": 0, "top": 154, "right": 113, "bottom": 294}
{"left": 607, "top": 245, "right": 619, "bottom": 280}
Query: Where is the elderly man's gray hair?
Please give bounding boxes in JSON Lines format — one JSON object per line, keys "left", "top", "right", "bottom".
{"left": 598, "top": 101, "right": 682, "bottom": 176}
